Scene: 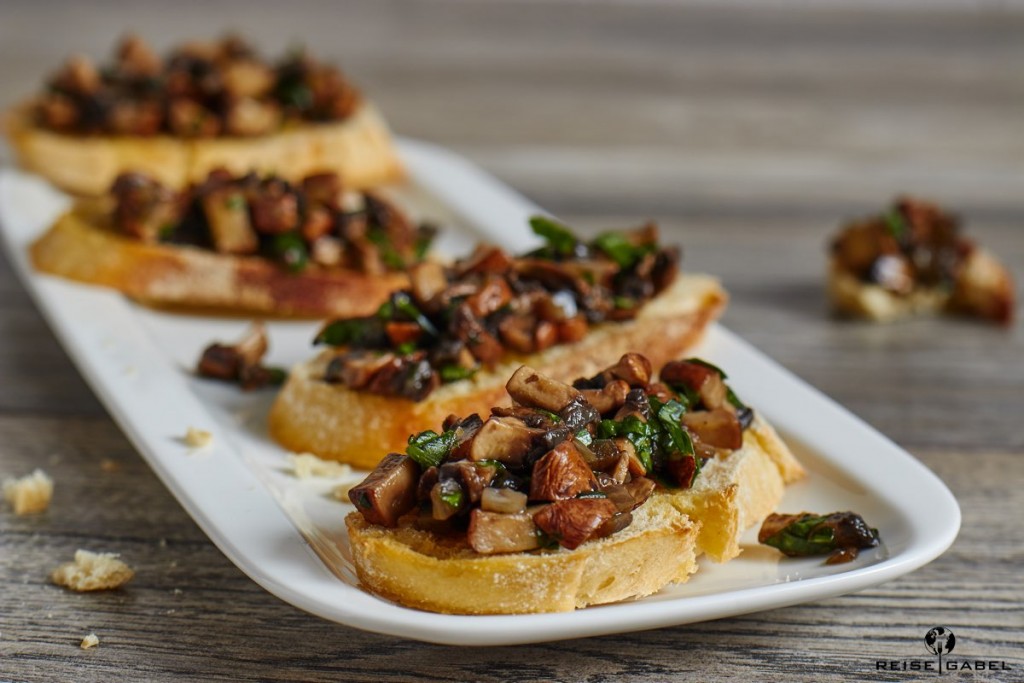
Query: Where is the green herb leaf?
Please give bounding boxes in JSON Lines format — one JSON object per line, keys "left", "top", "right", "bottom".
{"left": 438, "top": 486, "right": 464, "bottom": 510}
{"left": 761, "top": 514, "right": 838, "bottom": 557}
{"left": 313, "top": 317, "right": 385, "bottom": 347}
{"left": 391, "top": 292, "right": 439, "bottom": 337}
{"left": 655, "top": 399, "right": 695, "bottom": 459}
{"left": 574, "top": 429, "right": 593, "bottom": 447}
{"left": 271, "top": 233, "right": 309, "bottom": 273}
{"left": 406, "top": 429, "right": 458, "bottom": 468}
{"left": 613, "top": 296, "right": 636, "bottom": 310}
{"left": 594, "top": 231, "right": 653, "bottom": 269}
{"left": 367, "top": 226, "right": 406, "bottom": 269}
{"left": 529, "top": 215, "right": 577, "bottom": 258}
{"left": 684, "top": 358, "right": 728, "bottom": 378}
{"left": 224, "top": 194, "right": 246, "bottom": 211}
{"left": 883, "top": 208, "right": 908, "bottom": 241}
{"left": 439, "top": 365, "right": 476, "bottom": 382}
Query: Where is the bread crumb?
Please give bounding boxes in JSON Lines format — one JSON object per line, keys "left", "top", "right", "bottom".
{"left": 3, "top": 469, "right": 54, "bottom": 515}
{"left": 51, "top": 550, "right": 134, "bottom": 591}
{"left": 80, "top": 633, "right": 99, "bottom": 649}
{"left": 184, "top": 427, "right": 213, "bottom": 449}
{"left": 289, "top": 453, "right": 352, "bottom": 479}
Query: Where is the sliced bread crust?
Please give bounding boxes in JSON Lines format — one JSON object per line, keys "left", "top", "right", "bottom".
{"left": 345, "top": 495, "right": 700, "bottom": 614}
{"left": 30, "top": 208, "right": 408, "bottom": 318}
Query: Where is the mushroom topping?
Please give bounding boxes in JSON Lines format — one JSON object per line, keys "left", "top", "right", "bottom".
{"left": 314, "top": 218, "right": 682, "bottom": 400}
{"left": 529, "top": 441, "right": 599, "bottom": 502}
{"left": 506, "top": 366, "right": 582, "bottom": 414}
{"left": 759, "top": 511, "right": 880, "bottom": 565}
{"left": 348, "top": 454, "right": 420, "bottom": 527}
{"left": 196, "top": 322, "right": 285, "bottom": 390}
{"left": 468, "top": 511, "right": 540, "bottom": 554}
{"left": 110, "top": 169, "right": 434, "bottom": 275}
{"left": 349, "top": 353, "right": 760, "bottom": 554}
{"left": 533, "top": 498, "right": 618, "bottom": 550}
{"left": 468, "top": 417, "right": 544, "bottom": 467}
{"left": 34, "top": 34, "right": 362, "bottom": 136}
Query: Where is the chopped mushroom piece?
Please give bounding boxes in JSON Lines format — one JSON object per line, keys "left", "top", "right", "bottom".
{"left": 349, "top": 353, "right": 759, "bottom": 552}
{"left": 347, "top": 454, "right": 419, "bottom": 527}
{"left": 468, "top": 510, "right": 540, "bottom": 554}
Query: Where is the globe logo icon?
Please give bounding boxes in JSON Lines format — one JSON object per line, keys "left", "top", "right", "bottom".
{"left": 925, "top": 626, "right": 956, "bottom": 668}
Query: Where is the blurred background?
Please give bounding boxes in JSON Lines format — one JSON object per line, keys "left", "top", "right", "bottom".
{"left": 1, "top": 0, "right": 1022, "bottom": 448}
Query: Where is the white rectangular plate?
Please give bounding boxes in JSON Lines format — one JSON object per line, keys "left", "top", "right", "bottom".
{"left": 0, "top": 141, "right": 959, "bottom": 646}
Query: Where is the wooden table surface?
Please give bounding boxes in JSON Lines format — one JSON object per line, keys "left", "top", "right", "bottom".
{"left": 1, "top": 2, "right": 1022, "bottom": 681}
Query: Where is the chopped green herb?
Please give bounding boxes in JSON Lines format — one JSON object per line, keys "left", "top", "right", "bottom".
{"left": 224, "top": 194, "right": 246, "bottom": 211}
{"left": 438, "top": 486, "right": 464, "bottom": 510}
{"left": 759, "top": 512, "right": 880, "bottom": 558}
{"left": 158, "top": 223, "right": 176, "bottom": 241}
{"left": 536, "top": 409, "right": 562, "bottom": 424}
{"left": 883, "top": 208, "right": 908, "bottom": 241}
{"left": 265, "top": 367, "right": 288, "bottom": 385}
{"left": 529, "top": 215, "right": 577, "bottom": 258}
{"left": 574, "top": 429, "right": 593, "bottom": 447}
{"left": 439, "top": 365, "right": 476, "bottom": 382}
{"left": 270, "top": 233, "right": 309, "bottom": 273}
{"left": 685, "top": 358, "right": 727, "bottom": 378}
{"left": 613, "top": 296, "right": 636, "bottom": 310}
{"left": 367, "top": 226, "right": 406, "bottom": 269}
{"left": 594, "top": 231, "right": 654, "bottom": 269}
{"left": 391, "top": 292, "right": 439, "bottom": 337}
{"left": 313, "top": 316, "right": 385, "bottom": 347}
{"left": 277, "top": 80, "right": 313, "bottom": 110}
{"left": 406, "top": 428, "right": 458, "bottom": 468}
{"left": 395, "top": 341, "right": 417, "bottom": 355}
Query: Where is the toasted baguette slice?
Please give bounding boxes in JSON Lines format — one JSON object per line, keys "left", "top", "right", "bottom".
{"left": 828, "top": 248, "right": 1015, "bottom": 324}
{"left": 30, "top": 206, "right": 408, "bottom": 318}
{"left": 346, "top": 495, "right": 700, "bottom": 615}
{"left": 5, "top": 101, "right": 403, "bottom": 197}
{"left": 664, "top": 414, "right": 805, "bottom": 563}
{"left": 269, "top": 274, "right": 727, "bottom": 467}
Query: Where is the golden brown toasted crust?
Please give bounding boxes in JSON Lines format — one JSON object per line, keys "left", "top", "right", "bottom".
{"left": 345, "top": 495, "right": 700, "bottom": 614}
{"left": 268, "top": 274, "right": 728, "bottom": 467}
{"left": 828, "top": 249, "right": 1015, "bottom": 324}
{"left": 664, "top": 415, "right": 805, "bottom": 563}
{"left": 30, "top": 207, "right": 408, "bottom": 318}
{"left": 5, "top": 100, "right": 404, "bottom": 196}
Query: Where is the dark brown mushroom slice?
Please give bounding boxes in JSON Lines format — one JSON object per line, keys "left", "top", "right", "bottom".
{"left": 348, "top": 454, "right": 420, "bottom": 527}
{"left": 607, "top": 353, "right": 653, "bottom": 388}
{"left": 445, "top": 413, "right": 485, "bottom": 461}
{"left": 111, "top": 173, "right": 182, "bottom": 243}
{"left": 623, "top": 476, "right": 657, "bottom": 509}
{"left": 450, "top": 304, "right": 504, "bottom": 365}
{"left": 558, "top": 395, "right": 600, "bottom": 432}
{"left": 596, "top": 511, "right": 634, "bottom": 539}
{"left": 613, "top": 388, "right": 651, "bottom": 422}
{"left": 249, "top": 180, "right": 300, "bottom": 235}
{"left": 384, "top": 321, "right": 423, "bottom": 348}
{"left": 529, "top": 441, "right": 599, "bottom": 502}
{"left": 505, "top": 366, "right": 582, "bottom": 413}
{"left": 533, "top": 320, "right": 558, "bottom": 352}
{"left": 299, "top": 172, "right": 342, "bottom": 208}
{"left": 364, "top": 355, "right": 439, "bottom": 401}
{"left": 301, "top": 204, "right": 335, "bottom": 242}
{"left": 439, "top": 460, "right": 497, "bottom": 505}
{"left": 196, "top": 323, "right": 269, "bottom": 382}
{"left": 467, "top": 510, "right": 540, "bottom": 555}
{"left": 580, "top": 379, "right": 630, "bottom": 415}
{"left": 497, "top": 313, "right": 538, "bottom": 354}
{"left": 466, "top": 275, "right": 513, "bottom": 318}
{"left": 556, "top": 316, "right": 589, "bottom": 343}
{"left": 598, "top": 483, "right": 636, "bottom": 513}
{"left": 415, "top": 466, "right": 439, "bottom": 503}
{"left": 683, "top": 408, "right": 743, "bottom": 450}
{"left": 468, "top": 416, "right": 545, "bottom": 467}
{"left": 488, "top": 405, "right": 561, "bottom": 431}
{"left": 532, "top": 497, "right": 618, "bottom": 550}
{"left": 664, "top": 453, "right": 697, "bottom": 489}
{"left": 659, "top": 360, "right": 728, "bottom": 409}
{"left": 324, "top": 351, "right": 396, "bottom": 388}
{"left": 456, "top": 245, "right": 514, "bottom": 277}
